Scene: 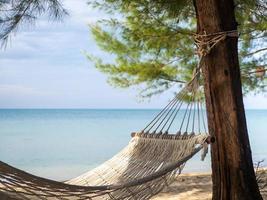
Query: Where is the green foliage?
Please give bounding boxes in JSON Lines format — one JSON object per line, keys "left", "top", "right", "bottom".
{"left": 0, "top": 0, "right": 67, "bottom": 47}
{"left": 88, "top": 0, "right": 266, "bottom": 97}
{"left": 236, "top": 0, "right": 267, "bottom": 94}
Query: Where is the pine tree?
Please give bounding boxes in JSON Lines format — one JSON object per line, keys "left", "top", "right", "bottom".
{"left": 86, "top": 0, "right": 266, "bottom": 98}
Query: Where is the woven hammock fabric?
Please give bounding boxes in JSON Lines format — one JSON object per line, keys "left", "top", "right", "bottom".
{"left": 0, "top": 134, "right": 208, "bottom": 200}
{"left": 0, "top": 70, "right": 209, "bottom": 199}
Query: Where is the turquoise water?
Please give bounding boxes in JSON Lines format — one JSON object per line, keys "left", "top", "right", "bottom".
{"left": 0, "top": 109, "right": 266, "bottom": 181}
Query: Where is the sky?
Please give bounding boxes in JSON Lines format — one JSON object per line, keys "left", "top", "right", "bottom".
{"left": 0, "top": 0, "right": 266, "bottom": 109}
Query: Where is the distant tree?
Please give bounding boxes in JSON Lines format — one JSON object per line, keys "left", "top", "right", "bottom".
{"left": 88, "top": 0, "right": 266, "bottom": 98}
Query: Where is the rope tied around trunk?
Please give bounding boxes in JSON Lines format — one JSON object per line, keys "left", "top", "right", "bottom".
{"left": 194, "top": 30, "right": 239, "bottom": 57}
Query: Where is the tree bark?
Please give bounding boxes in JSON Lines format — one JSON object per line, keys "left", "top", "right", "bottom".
{"left": 193, "top": 0, "right": 262, "bottom": 199}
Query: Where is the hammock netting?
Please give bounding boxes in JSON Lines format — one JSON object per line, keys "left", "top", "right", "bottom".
{"left": 0, "top": 71, "right": 209, "bottom": 200}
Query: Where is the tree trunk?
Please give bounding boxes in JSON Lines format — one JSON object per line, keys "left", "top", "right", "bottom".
{"left": 193, "top": 0, "right": 262, "bottom": 199}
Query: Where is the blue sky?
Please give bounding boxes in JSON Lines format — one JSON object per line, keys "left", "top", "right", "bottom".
{"left": 0, "top": 0, "right": 266, "bottom": 109}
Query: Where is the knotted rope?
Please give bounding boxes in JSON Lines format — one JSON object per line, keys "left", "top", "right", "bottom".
{"left": 187, "top": 30, "right": 239, "bottom": 159}
{"left": 194, "top": 30, "right": 239, "bottom": 57}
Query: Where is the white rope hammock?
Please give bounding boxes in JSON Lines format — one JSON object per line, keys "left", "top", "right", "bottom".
{"left": 0, "top": 74, "right": 209, "bottom": 199}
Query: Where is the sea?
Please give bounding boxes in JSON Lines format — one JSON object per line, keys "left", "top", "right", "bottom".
{"left": 0, "top": 109, "right": 266, "bottom": 181}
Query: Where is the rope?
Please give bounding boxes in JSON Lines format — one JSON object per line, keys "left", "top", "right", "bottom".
{"left": 142, "top": 96, "right": 179, "bottom": 133}
{"left": 154, "top": 98, "right": 181, "bottom": 133}
{"left": 192, "top": 100, "right": 196, "bottom": 133}
{"left": 178, "top": 95, "right": 193, "bottom": 133}
{"left": 200, "top": 102, "right": 207, "bottom": 133}
{"left": 159, "top": 95, "right": 184, "bottom": 133}
{"left": 165, "top": 96, "right": 185, "bottom": 132}
{"left": 194, "top": 30, "right": 238, "bottom": 57}
{"left": 188, "top": 29, "right": 239, "bottom": 134}
{"left": 185, "top": 96, "right": 194, "bottom": 133}
{"left": 142, "top": 69, "right": 203, "bottom": 134}
{"left": 197, "top": 98, "right": 201, "bottom": 133}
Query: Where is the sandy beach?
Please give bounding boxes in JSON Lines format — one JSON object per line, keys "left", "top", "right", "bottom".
{"left": 153, "top": 170, "right": 267, "bottom": 200}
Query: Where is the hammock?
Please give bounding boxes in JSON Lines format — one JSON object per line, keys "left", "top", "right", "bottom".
{"left": 0, "top": 71, "right": 209, "bottom": 200}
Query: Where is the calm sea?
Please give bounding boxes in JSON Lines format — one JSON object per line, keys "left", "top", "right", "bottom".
{"left": 0, "top": 109, "right": 266, "bottom": 181}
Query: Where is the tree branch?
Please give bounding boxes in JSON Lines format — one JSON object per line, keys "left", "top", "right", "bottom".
{"left": 0, "top": 0, "right": 68, "bottom": 47}
{"left": 158, "top": 75, "right": 186, "bottom": 83}
{"left": 245, "top": 47, "right": 267, "bottom": 57}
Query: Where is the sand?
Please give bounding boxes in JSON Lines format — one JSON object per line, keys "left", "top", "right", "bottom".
{"left": 153, "top": 170, "right": 267, "bottom": 200}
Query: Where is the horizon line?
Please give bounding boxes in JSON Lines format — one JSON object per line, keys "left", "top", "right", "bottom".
{"left": 0, "top": 107, "right": 267, "bottom": 110}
